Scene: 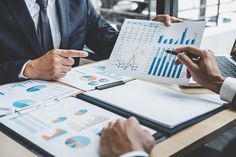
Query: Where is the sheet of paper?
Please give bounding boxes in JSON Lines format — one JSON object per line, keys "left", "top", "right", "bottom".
{"left": 0, "top": 97, "right": 156, "bottom": 157}
{"left": 59, "top": 60, "right": 133, "bottom": 91}
{"left": 85, "top": 80, "right": 225, "bottom": 128}
{"left": 0, "top": 80, "right": 79, "bottom": 111}
{"left": 107, "top": 19, "right": 206, "bottom": 85}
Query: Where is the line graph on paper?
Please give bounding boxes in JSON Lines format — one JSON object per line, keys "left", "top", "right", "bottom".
{"left": 115, "top": 47, "right": 139, "bottom": 71}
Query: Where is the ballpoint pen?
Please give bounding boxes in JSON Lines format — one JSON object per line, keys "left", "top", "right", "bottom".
{"left": 165, "top": 50, "right": 201, "bottom": 62}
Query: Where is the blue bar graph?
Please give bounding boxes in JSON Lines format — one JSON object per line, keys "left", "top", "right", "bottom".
{"left": 148, "top": 48, "right": 184, "bottom": 79}
{"left": 156, "top": 28, "right": 197, "bottom": 46}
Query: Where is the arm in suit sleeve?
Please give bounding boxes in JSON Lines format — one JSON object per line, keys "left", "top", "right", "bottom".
{"left": 0, "top": 60, "right": 28, "bottom": 85}
{"left": 220, "top": 77, "right": 236, "bottom": 105}
{"left": 119, "top": 151, "right": 149, "bottom": 157}
{"left": 85, "top": 0, "right": 119, "bottom": 61}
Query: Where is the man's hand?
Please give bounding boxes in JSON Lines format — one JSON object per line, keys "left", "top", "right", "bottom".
{"left": 175, "top": 46, "right": 225, "bottom": 94}
{"left": 100, "top": 117, "right": 155, "bottom": 157}
{"left": 152, "top": 14, "right": 183, "bottom": 26}
{"left": 23, "top": 49, "right": 88, "bottom": 80}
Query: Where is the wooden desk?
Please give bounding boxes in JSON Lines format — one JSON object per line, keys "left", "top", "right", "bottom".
{"left": 1, "top": 86, "right": 236, "bottom": 157}
{"left": 151, "top": 109, "right": 236, "bottom": 157}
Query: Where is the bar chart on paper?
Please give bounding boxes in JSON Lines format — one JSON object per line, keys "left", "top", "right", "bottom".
{"left": 107, "top": 19, "right": 205, "bottom": 84}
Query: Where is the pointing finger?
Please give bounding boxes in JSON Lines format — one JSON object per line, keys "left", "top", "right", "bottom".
{"left": 59, "top": 50, "right": 89, "bottom": 58}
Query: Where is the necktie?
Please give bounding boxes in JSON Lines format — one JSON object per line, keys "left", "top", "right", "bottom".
{"left": 36, "top": 0, "right": 53, "bottom": 52}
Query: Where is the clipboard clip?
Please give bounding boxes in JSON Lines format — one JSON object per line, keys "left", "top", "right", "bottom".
{"left": 95, "top": 81, "right": 125, "bottom": 90}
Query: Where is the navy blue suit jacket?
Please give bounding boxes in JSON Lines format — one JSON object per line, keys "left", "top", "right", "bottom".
{"left": 0, "top": 0, "right": 118, "bottom": 84}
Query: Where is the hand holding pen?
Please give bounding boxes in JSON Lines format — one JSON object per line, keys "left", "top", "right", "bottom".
{"left": 173, "top": 46, "right": 224, "bottom": 94}
{"left": 165, "top": 50, "right": 201, "bottom": 62}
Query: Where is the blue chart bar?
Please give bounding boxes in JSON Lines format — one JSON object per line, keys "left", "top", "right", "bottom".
{"left": 191, "top": 39, "right": 196, "bottom": 45}
{"left": 180, "top": 28, "right": 187, "bottom": 44}
{"left": 162, "top": 55, "right": 172, "bottom": 77}
{"left": 172, "top": 64, "right": 179, "bottom": 78}
{"left": 152, "top": 48, "right": 164, "bottom": 75}
{"left": 158, "top": 36, "right": 164, "bottom": 43}
{"left": 185, "top": 39, "right": 190, "bottom": 45}
{"left": 157, "top": 54, "right": 167, "bottom": 76}
{"left": 167, "top": 56, "right": 176, "bottom": 77}
{"left": 157, "top": 28, "right": 196, "bottom": 46}
{"left": 176, "top": 64, "right": 184, "bottom": 78}
{"left": 148, "top": 48, "right": 160, "bottom": 75}
{"left": 164, "top": 39, "right": 168, "bottom": 44}
{"left": 148, "top": 48, "right": 184, "bottom": 79}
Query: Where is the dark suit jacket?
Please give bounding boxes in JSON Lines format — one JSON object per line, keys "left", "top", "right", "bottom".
{"left": 0, "top": 0, "right": 118, "bottom": 84}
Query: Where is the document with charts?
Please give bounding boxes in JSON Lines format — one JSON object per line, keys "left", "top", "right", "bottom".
{"left": 0, "top": 97, "right": 156, "bottom": 157}
{"left": 58, "top": 60, "right": 133, "bottom": 91}
{"left": 107, "top": 19, "right": 206, "bottom": 85}
{"left": 0, "top": 80, "right": 79, "bottom": 111}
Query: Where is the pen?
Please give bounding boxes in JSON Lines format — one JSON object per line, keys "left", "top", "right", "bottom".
{"left": 165, "top": 50, "right": 201, "bottom": 62}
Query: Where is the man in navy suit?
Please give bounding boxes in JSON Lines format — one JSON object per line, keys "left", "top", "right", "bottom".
{"left": 0, "top": 0, "right": 117, "bottom": 84}
{"left": 0, "top": 0, "right": 179, "bottom": 85}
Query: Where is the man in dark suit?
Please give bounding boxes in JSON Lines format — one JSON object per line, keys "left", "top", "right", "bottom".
{"left": 99, "top": 47, "right": 236, "bottom": 157}
{"left": 0, "top": 0, "right": 118, "bottom": 84}
{"left": 0, "top": 0, "right": 179, "bottom": 85}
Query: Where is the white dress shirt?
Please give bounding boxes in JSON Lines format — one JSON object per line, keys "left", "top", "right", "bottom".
{"left": 19, "top": 0, "right": 61, "bottom": 78}
{"left": 121, "top": 77, "right": 236, "bottom": 157}
{"left": 220, "top": 77, "right": 236, "bottom": 103}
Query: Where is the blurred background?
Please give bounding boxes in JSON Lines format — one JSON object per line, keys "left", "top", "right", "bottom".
{"left": 90, "top": 0, "right": 236, "bottom": 29}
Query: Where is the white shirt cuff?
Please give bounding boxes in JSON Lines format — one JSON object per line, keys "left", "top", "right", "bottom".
{"left": 18, "top": 60, "right": 30, "bottom": 79}
{"left": 119, "top": 151, "right": 149, "bottom": 157}
{"left": 220, "top": 77, "right": 236, "bottom": 103}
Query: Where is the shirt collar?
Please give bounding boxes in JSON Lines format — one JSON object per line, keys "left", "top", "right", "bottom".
{"left": 25, "top": 0, "right": 36, "bottom": 10}
{"left": 25, "top": 0, "right": 54, "bottom": 9}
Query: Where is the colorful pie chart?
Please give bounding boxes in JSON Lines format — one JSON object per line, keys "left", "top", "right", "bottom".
{"left": 75, "top": 109, "right": 88, "bottom": 116}
{"left": 65, "top": 136, "right": 91, "bottom": 149}
{"left": 13, "top": 99, "right": 36, "bottom": 108}
{"left": 80, "top": 75, "right": 97, "bottom": 81}
{"left": 88, "top": 81, "right": 99, "bottom": 86}
{"left": 98, "top": 78, "right": 109, "bottom": 83}
{"left": 52, "top": 116, "right": 67, "bottom": 123}
{"left": 27, "top": 85, "right": 47, "bottom": 92}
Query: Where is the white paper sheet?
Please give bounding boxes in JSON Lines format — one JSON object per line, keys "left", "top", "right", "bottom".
{"left": 0, "top": 97, "right": 156, "bottom": 157}
{"left": 59, "top": 60, "right": 133, "bottom": 91}
{"left": 0, "top": 80, "right": 79, "bottom": 111}
{"left": 107, "top": 19, "right": 206, "bottom": 85}
{"left": 85, "top": 80, "right": 225, "bottom": 128}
